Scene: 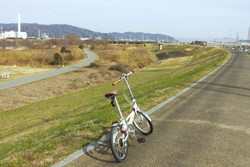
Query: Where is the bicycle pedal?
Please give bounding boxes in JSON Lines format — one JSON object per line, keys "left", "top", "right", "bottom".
{"left": 112, "top": 121, "right": 118, "bottom": 125}
{"left": 137, "top": 138, "right": 145, "bottom": 143}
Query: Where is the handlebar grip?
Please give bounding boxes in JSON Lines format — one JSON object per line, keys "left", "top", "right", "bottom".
{"left": 133, "top": 68, "right": 138, "bottom": 73}
{"left": 112, "top": 80, "right": 119, "bottom": 86}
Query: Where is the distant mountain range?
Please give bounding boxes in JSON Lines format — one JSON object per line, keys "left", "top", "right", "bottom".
{"left": 0, "top": 23, "right": 174, "bottom": 41}
{"left": 111, "top": 32, "right": 174, "bottom": 42}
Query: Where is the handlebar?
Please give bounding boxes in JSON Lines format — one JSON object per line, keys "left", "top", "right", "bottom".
{"left": 112, "top": 68, "right": 138, "bottom": 86}
{"left": 133, "top": 68, "right": 138, "bottom": 73}
{"left": 112, "top": 80, "right": 120, "bottom": 86}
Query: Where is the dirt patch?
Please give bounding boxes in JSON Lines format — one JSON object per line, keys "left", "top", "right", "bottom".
{"left": 156, "top": 52, "right": 170, "bottom": 60}
{"left": 156, "top": 51, "right": 190, "bottom": 60}
{"left": 0, "top": 67, "right": 120, "bottom": 112}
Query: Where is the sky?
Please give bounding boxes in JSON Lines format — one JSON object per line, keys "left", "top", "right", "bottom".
{"left": 1, "top": 0, "right": 250, "bottom": 41}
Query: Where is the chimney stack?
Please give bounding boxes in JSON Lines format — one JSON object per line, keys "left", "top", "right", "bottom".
{"left": 18, "top": 14, "right": 21, "bottom": 37}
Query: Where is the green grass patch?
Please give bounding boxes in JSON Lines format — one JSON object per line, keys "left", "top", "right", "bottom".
{"left": 0, "top": 46, "right": 231, "bottom": 166}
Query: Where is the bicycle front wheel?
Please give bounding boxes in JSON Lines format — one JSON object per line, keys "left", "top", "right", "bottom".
{"left": 133, "top": 111, "right": 153, "bottom": 135}
{"left": 110, "top": 125, "right": 128, "bottom": 162}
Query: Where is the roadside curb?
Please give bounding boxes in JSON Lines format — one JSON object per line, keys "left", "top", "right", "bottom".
{"left": 52, "top": 134, "right": 110, "bottom": 167}
{"left": 52, "top": 52, "right": 231, "bottom": 167}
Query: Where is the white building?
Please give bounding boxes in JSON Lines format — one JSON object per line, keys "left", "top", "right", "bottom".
{"left": 2, "top": 14, "right": 27, "bottom": 39}
{"left": 4, "top": 31, "right": 27, "bottom": 39}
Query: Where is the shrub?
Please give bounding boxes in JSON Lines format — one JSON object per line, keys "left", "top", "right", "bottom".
{"left": 60, "top": 46, "right": 66, "bottom": 53}
{"left": 88, "top": 62, "right": 100, "bottom": 68}
{"left": 66, "top": 54, "right": 75, "bottom": 61}
{"left": 60, "top": 46, "right": 71, "bottom": 54}
{"left": 118, "top": 41, "right": 127, "bottom": 44}
{"left": 108, "top": 64, "right": 126, "bottom": 73}
{"left": 90, "top": 45, "right": 95, "bottom": 51}
{"left": 65, "top": 50, "right": 71, "bottom": 53}
{"left": 54, "top": 52, "right": 62, "bottom": 64}
{"left": 79, "top": 44, "right": 84, "bottom": 49}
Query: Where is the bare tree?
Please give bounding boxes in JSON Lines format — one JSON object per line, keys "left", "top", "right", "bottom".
{"left": 102, "top": 39, "right": 109, "bottom": 49}
{"left": 23, "top": 39, "right": 34, "bottom": 48}
{"left": 66, "top": 34, "right": 81, "bottom": 45}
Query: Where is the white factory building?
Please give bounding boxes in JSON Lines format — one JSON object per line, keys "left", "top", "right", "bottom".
{"left": 0, "top": 14, "right": 27, "bottom": 39}
{"left": 5, "top": 31, "right": 27, "bottom": 39}
{"left": 0, "top": 28, "right": 6, "bottom": 39}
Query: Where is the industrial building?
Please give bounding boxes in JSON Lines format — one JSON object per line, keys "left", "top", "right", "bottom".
{"left": 0, "top": 14, "right": 27, "bottom": 39}
{"left": 206, "top": 41, "right": 250, "bottom": 48}
{"left": 0, "top": 26, "right": 6, "bottom": 39}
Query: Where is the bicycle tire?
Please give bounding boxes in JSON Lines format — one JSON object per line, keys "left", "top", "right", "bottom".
{"left": 110, "top": 125, "right": 128, "bottom": 162}
{"left": 133, "top": 111, "right": 153, "bottom": 135}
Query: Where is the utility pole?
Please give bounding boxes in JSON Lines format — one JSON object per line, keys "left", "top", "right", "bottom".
{"left": 229, "top": 29, "right": 232, "bottom": 42}
{"left": 236, "top": 32, "right": 239, "bottom": 42}
{"left": 247, "top": 27, "right": 250, "bottom": 42}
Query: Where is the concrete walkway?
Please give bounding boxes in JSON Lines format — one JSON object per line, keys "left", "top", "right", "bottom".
{"left": 0, "top": 48, "right": 98, "bottom": 91}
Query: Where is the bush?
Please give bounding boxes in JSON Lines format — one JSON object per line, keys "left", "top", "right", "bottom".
{"left": 118, "top": 41, "right": 127, "bottom": 44}
{"left": 88, "top": 62, "right": 100, "bottom": 68}
{"left": 60, "top": 46, "right": 71, "bottom": 54}
{"left": 79, "top": 44, "right": 84, "bottom": 49}
{"left": 54, "top": 52, "right": 62, "bottom": 64}
{"left": 60, "top": 46, "right": 66, "bottom": 53}
{"left": 90, "top": 45, "right": 95, "bottom": 51}
{"left": 108, "top": 64, "right": 126, "bottom": 73}
{"left": 65, "top": 50, "right": 71, "bottom": 53}
{"left": 66, "top": 54, "right": 75, "bottom": 61}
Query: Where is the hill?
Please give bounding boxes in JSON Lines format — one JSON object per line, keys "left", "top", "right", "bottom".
{"left": 0, "top": 23, "right": 174, "bottom": 41}
{"left": 111, "top": 32, "right": 175, "bottom": 42}
{"left": 1, "top": 23, "right": 114, "bottom": 39}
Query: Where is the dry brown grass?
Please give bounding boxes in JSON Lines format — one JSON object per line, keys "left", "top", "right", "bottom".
{"left": 94, "top": 44, "right": 157, "bottom": 69}
{"left": 0, "top": 65, "right": 54, "bottom": 82}
{"left": 0, "top": 67, "right": 120, "bottom": 112}
{"left": 0, "top": 45, "right": 86, "bottom": 67}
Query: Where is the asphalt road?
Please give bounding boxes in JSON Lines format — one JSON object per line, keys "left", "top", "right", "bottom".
{"left": 0, "top": 48, "right": 98, "bottom": 91}
{"left": 61, "top": 50, "right": 250, "bottom": 167}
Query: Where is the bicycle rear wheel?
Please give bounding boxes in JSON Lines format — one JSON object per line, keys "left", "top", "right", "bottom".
{"left": 110, "top": 125, "right": 128, "bottom": 162}
{"left": 133, "top": 111, "right": 153, "bottom": 135}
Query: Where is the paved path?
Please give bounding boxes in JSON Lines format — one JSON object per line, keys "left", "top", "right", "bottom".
{"left": 0, "top": 48, "right": 98, "bottom": 91}
{"left": 55, "top": 50, "right": 250, "bottom": 166}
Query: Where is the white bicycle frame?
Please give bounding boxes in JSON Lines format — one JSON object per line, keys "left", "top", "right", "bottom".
{"left": 112, "top": 71, "right": 151, "bottom": 142}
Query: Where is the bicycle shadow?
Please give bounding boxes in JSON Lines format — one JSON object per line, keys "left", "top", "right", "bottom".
{"left": 84, "top": 131, "right": 144, "bottom": 164}
{"left": 84, "top": 140, "right": 116, "bottom": 163}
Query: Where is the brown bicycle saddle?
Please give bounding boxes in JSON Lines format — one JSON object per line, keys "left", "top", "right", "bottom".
{"left": 105, "top": 90, "right": 118, "bottom": 98}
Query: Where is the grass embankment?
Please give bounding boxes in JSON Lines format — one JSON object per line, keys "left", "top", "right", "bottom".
{"left": 0, "top": 45, "right": 230, "bottom": 166}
